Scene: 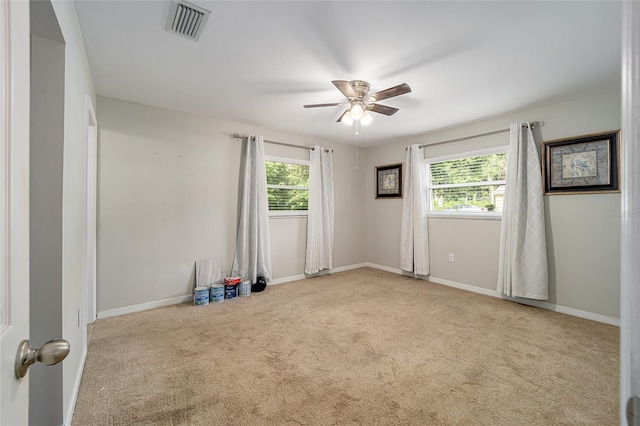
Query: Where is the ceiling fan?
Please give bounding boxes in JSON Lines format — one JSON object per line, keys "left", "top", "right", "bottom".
{"left": 303, "top": 80, "right": 412, "bottom": 125}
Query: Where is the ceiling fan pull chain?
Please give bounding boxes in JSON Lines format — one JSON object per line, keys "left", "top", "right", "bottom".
{"left": 355, "top": 121, "right": 359, "bottom": 172}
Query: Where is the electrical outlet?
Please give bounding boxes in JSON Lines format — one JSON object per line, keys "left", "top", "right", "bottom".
{"left": 448, "top": 254, "right": 455, "bottom": 262}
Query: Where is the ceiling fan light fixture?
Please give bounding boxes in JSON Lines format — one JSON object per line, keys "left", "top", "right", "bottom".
{"left": 341, "top": 110, "right": 354, "bottom": 126}
{"left": 350, "top": 102, "right": 364, "bottom": 120}
{"left": 360, "top": 110, "right": 373, "bottom": 126}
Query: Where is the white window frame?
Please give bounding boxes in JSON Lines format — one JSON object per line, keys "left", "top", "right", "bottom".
{"left": 426, "top": 146, "right": 508, "bottom": 220}
{"left": 265, "top": 155, "right": 309, "bottom": 218}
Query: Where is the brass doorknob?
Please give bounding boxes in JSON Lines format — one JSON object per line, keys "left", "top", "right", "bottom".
{"left": 15, "top": 338, "right": 70, "bottom": 379}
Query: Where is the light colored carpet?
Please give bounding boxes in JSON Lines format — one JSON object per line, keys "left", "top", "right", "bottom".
{"left": 72, "top": 268, "right": 619, "bottom": 425}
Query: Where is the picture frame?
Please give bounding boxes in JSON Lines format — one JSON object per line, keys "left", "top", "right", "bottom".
{"left": 542, "top": 130, "right": 620, "bottom": 195}
{"left": 375, "top": 163, "right": 403, "bottom": 198}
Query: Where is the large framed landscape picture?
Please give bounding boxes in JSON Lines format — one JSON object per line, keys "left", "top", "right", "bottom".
{"left": 541, "top": 130, "right": 620, "bottom": 195}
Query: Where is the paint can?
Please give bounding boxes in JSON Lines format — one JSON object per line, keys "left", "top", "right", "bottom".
{"left": 194, "top": 287, "right": 209, "bottom": 306}
{"left": 224, "top": 284, "right": 237, "bottom": 299}
{"left": 238, "top": 280, "right": 251, "bottom": 297}
{"left": 210, "top": 284, "right": 224, "bottom": 303}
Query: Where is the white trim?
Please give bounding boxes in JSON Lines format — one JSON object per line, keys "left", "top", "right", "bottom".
{"left": 364, "top": 263, "right": 620, "bottom": 326}
{"left": 428, "top": 276, "right": 621, "bottom": 326}
{"left": 425, "top": 145, "right": 508, "bottom": 164}
{"left": 97, "top": 294, "right": 192, "bottom": 319}
{"left": 95, "top": 264, "right": 372, "bottom": 319}
{"left": 0, "top": 2, "right": 11, "bottom": 335}
{"left": 63, "top": 346, "right": 87, "bottom": 426}
{"left": 268, "top": 263, "right": 369, "bottom": 285}
{"left": 269, "top": 210, "right": 308, "bottom": 218}
{"left": 0, "top": 0, "right": 10, "bottom": 333}
{"left": 93, "top": 263, "right": 618, "bottom": 327}
{"left": 331, "top": 263, "right": 368, "bottom": 273}
{"left": 429, "top": 180, "right": 506, "bottom": 190}
{"left": 428, "top": 212, "right": 502, "bottom": 221}
{"left": 363, "top": 262, "right": 402, "bottom": 275}
{"left": 265, "top": 155, "right": 309, "bottom": 166}
{"left": 269, "top": 212, "right": 308, "bottom": 218}
{"left": 620, "top": 0, "right": 640, "bottom": 419}
{"left": 83, "top": 94, "right": 97, "bottom": 325}
{"left": 268, "top": 274, "right": 306, "bottom": 286}
{"left": 428, "top": 276, "right": 499, "bottom": 297}
{"left": 431, "top": 276, "right": 620, "bottom": 327}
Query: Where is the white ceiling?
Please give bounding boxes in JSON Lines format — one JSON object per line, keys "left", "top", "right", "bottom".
{"left": 74, "top": 1, "right": 622, "bottom": 147}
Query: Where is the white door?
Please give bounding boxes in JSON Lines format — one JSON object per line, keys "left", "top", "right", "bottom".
{"left": 0, "top": 1, "right": 31, "bottom": 424}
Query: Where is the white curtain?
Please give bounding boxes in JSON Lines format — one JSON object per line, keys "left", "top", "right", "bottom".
{"left": 231, "top": 136, "right": 272, "bottom": 283}
{"left": 497, "top": 123, "right": 548, "bottom": 299}
{"left": 400, "top": 144, "right": 430, "bottom": 276}
{"left": 305, "top": 146, "right": 334, "bottom": 275}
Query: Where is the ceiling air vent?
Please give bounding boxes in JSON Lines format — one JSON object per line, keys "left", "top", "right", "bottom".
{"left": 165, "top": 1, "right": 211, "bottom": 41}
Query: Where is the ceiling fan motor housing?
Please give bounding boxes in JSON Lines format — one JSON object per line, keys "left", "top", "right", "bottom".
{"left": 349, "top": 80, "right": 371, "bottom": 100}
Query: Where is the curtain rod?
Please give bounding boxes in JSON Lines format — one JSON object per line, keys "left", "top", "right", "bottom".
{"left": 229, "top": 133, "right": 331, "bottom": 152}
{"left": 414, "top": 121, "right": 541, "bottom": 149}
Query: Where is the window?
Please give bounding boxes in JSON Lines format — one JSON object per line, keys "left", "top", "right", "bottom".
{"left": 265, "top": 156, "right": 309, "bottom": 215}
{"left": 427, "top": 148, "right": 507, "bottom": 215}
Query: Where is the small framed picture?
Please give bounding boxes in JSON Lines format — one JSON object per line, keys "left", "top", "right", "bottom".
{"left": 376, "top": 163, "right": 403, "bottom": 198}
{"left": 542, "top": 130, "right": 620, "bottom": 195}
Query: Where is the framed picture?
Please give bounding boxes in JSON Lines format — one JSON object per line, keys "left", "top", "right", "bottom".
{"left": 376, "top": 163, "right": 403, "bottom": 198}
{"left": 542, "top": 130, "right": 620, "bottom": 195}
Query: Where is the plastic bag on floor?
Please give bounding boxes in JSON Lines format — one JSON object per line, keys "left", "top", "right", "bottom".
{"left": 195, "top": 258, "right": 223, "bottom": 288}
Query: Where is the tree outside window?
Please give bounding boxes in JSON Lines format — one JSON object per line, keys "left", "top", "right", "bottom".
{"left": 265, "top": 159, "right": 309, "bottom": 212}
{"left": 428, "top": 151, "right": 507, "bottom": 213}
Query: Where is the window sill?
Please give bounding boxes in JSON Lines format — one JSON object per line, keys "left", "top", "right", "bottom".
{"left": 269, "top": 211, "right": 308, "bottom": 219}
{"left": 428, "top": 212, "right": 502, "bottom": 220}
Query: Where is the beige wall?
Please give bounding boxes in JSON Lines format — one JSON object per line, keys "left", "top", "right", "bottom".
{"left": 365, "top": 89, "right": 621, "bottom": 318}
{"left": 97, "top": 89, "right": 621, "bottom": 320}
{"left": 96, "top": 96, "right": 366, "bottom": 312}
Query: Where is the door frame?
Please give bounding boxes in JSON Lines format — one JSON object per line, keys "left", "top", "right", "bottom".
{"left": 0, "top": 0, "right": 11, "bottom": 336}
{"left": 620, "top": 0, "right": 640, "bottom": 424}
{"left": 83, "top": 94, "right": 97, "bottom": 328}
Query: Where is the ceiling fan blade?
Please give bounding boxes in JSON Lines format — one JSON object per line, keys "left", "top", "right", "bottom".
{"left": 303, "top": 102, "right": 342, "bottom": 108}
{"left": 332, "top": 80, "right": 357, "bottom": 98}
{"left": 368, "top": 83, "right": 411, "bottom": 102}
{"left": 368, "top": 103, "right": 399, "bottom": 116}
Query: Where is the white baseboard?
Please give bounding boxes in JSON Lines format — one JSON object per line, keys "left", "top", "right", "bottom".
{"left": 95, "top": 264, "right": 370, "bottom": 317}
{"left": 63, "top": 345, "right": 87, "bottom": 426}
{"left": 97, "top": 294, "right": 192, "bottom": 319}
{"left": 332, "top": 263, "right": 369, "bottom": 273}
{"left": 269, "top": 274, "right": 306, "bottom": 285}
{"left": 365, "top": 263, "right": 620, "bottom": 327}
{"left": 363, "top": 262, "right": 403, "bottom": 275}
{"left": 268, "top": 263, "right": 369, "bottom": 286}
{"left": 428, "top": 276, "right": 620, "bottom": 326}
{"left": 95, "top": 263, "right": 618, "bottom": 327}
{"left": 427, "top": 276, "right": 501, "bottom": 299}
{"left": 498, "top": 291, "right": 620, "bottom": 327}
